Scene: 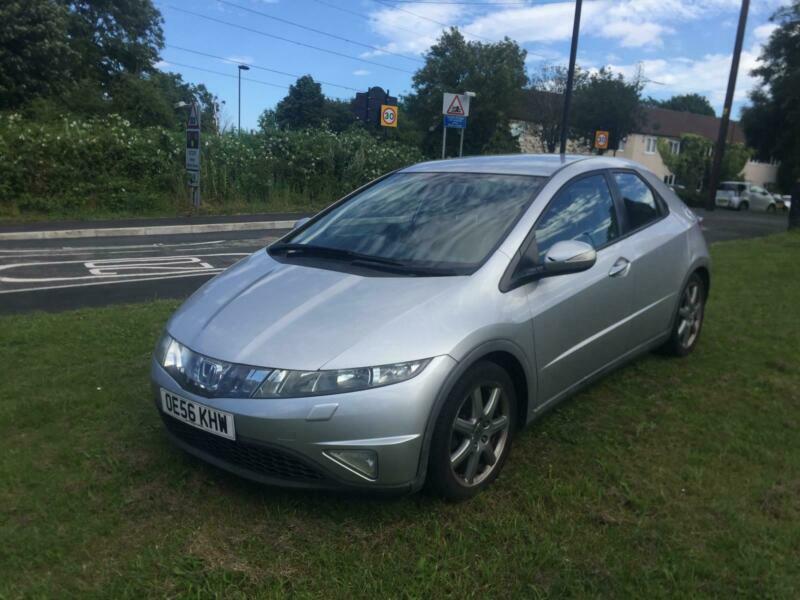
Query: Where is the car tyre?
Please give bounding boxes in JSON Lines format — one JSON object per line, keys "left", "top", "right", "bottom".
{"left": 767, "top": 204, "right": 776, "bottom": 214}
{"left": 738, "top": 201, "right": 749, "bottom": 211}
{"left": 427, "top": 361, "right": 517, "bottom": 501}
{"left": 661, "top": 272, "right": 706, "bottom": 357}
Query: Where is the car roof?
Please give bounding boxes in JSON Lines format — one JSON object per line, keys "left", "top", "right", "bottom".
{"left": 400, "top": 154, "right": 644, "bottom": 177}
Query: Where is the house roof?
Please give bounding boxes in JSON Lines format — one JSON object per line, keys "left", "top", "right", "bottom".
{"left": 637, "top": 106, "right": 746, "bottom": 144}
{"left": 509, "top": 90, "right": 746, "bottom": 144}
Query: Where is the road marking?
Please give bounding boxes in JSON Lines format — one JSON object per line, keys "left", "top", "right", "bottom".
{"left": 0, "top": 270, "right": 225, "bottom": 295}
{"left": 0, "top": 253, "right": 248, "bottom": 283}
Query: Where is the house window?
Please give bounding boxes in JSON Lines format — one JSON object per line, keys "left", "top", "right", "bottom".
{"left": 645, "top": 136, "right": 657, "bottom": 154}
{"left": 663, "top": 174, "right": 675, "bottom": 186}
{"left": 668, "top": 140, "right": 680, "bottom": 155}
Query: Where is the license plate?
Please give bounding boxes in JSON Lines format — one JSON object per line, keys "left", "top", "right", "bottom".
{"left": 160, "top": 388, "right": 236, "bottom": 440}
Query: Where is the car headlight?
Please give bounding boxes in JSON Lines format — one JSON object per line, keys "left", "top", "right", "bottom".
{"left": 154, "top": 334, "right": 430, "bottom": 398}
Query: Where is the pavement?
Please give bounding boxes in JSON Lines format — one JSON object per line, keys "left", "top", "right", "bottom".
{"left": 0, "top": 208, "right": 789, "bottom": 315}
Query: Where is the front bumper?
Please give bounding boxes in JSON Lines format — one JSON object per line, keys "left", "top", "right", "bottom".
{"left": 151, "top": 355, "right": 456, "bottom": 492}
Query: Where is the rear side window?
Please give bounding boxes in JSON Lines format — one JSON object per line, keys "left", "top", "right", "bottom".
{"left": 613, "top": 172, "right": 662, "bottom": 231}
{"left": 534, "top": 174, "right": 619, "bottom": 257}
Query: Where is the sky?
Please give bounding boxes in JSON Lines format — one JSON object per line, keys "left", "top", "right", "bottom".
{"left": 154, "top": 0, "right": 784, "bottom": 131}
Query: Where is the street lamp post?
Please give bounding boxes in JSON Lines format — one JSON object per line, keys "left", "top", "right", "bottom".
{"left": 238, "top": 64, "right": 250, "bottom": 133}
{"left": 459, "top": 91, "right": 476, "bottom": 157}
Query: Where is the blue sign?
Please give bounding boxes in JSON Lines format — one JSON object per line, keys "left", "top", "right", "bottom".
{"left": 444, "top": 115, "right": 467, "bottom": 129}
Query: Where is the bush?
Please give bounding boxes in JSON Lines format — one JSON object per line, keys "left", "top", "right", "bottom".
{"left": 0, "top": 113, "right": 425, "bottom": 218}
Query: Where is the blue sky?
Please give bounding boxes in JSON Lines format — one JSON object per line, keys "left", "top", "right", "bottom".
{"left": 154, "top": 0, "right": 783, "bottom": 131}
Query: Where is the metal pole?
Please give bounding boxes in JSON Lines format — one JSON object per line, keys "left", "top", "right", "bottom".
{"left": 559, "top": 0, "right": 583, "bottom": 155}
{"left": 442, "top": 124, "right": 447, "bottom": 159}
{"left": 459, "top": 128, "right": 465, "bottom": 157}
{"left": 706, "top": 0, "right": 749, "bottom": 212}
{"left": 238, "top": 67, "right": 242, "bottom": 132}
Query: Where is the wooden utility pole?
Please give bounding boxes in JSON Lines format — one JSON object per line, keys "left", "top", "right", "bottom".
{"left": 706, "top": 0, "right": 750, "bottom": 211}
{"left": 559, "top": 0, "right": 583, "bottom": 155}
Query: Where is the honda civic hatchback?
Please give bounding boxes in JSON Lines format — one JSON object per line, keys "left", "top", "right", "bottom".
{"left": 152, "top": 154, "right": 710, "bottom": 500}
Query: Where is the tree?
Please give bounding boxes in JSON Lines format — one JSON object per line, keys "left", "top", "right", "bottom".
{"left": 740, "top": 0, "right": 800, "bottom": 206}
{"left": 524, "top": 65, "right": 588, "bottom": 153}
{"left": 275, "top": 75, "right": 326, "bottom": 130}
{"left": 658, "top": 134, "right": 711, "bottom": 193}
{"left": 659, "top": 134, "right": 750, "bottom": 198}
{"left": 571, "top": 68, "right": 643, "bottom": 152}
{"left": 645, "top": 93, "right": 716, "bottom": 117}
{"left": 0, "top": 0, "right": 76, "bottom": 109}
{"left": 58, "top": 0, "right": 164, "bottom": 83}
{"left": 403, "top": 29, "right": 528, "bottom": 156}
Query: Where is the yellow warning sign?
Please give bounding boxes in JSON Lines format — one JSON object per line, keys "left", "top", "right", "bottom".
{"left": 380, "top": 104, "right": 398, "bottom": 128}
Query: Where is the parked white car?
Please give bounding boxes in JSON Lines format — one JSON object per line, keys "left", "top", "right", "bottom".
{"left": 715, "top": 182, "right": 779, "bottom": 212}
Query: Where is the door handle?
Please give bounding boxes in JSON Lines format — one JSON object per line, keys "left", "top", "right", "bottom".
{"left": 608, "top": 257, "right": 631, "bottom": 278}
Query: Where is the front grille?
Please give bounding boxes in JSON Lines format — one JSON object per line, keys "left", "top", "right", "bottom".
{"left": 162, "top": 415, "right": 325, "bottom": 481}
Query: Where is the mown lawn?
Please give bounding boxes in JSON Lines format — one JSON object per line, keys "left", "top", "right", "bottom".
{"left": 1, "top": 233, "right": 799, "bottom": 598}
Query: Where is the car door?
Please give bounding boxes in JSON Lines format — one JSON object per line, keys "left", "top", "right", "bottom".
{"left": 609, "top": 170, "right": 687, "bottom": 349}
{"left": 750, "top": 186, "right": 771, "bottom": 211}
{"left": 524, "top": 172, "right": 635, "bottom": 406}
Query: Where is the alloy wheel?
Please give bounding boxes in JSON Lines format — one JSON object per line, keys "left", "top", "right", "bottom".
{"left": 677, "top": 280, "right": 704, "bottom": 349}
{"left": 449, "top": 384, "right": 510, "bottom": 486}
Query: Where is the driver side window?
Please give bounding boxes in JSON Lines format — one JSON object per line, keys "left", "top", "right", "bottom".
{"left": 534, "top": 174, "right": 619, "bottom": 260}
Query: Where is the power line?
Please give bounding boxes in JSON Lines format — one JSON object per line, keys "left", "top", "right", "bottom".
{"left": 216, "top": 0, "right": 423, "bottom": 64}
{"left": 165, "top": 44, "right": 361, "bottom": 92}
{"left": 166, "top": 5, "right": 416, "bottom": 75}
{"left": 161, "top": 60, "right": 290, "bottom": 90}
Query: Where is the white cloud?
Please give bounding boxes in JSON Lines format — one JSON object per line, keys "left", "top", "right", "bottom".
{"left": 225, "top": 55, "right": 255, "bottom": 65}
{"left": 352, "top": 69, "right": 371, "bottom": 76}
{"left": 607, "top": 42, "right": 764, "bottom": 110}
{"left": 753, "top": 23, "right": 778, "bottom": 41}
{"left": 154, "top": 60, "right": 169, "bottom": 70}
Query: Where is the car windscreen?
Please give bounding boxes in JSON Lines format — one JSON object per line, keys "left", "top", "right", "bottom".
{"left": 275, "top": 172, "right": 546, "bottom": 274}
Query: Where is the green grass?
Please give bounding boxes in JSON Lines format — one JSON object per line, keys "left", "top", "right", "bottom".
{"left": 2, "top": 233, "right": 799, "bottom": 598}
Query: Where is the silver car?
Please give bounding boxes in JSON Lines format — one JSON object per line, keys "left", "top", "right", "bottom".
{"left": 152, "top": 155, "right": 710, "bottom": 500}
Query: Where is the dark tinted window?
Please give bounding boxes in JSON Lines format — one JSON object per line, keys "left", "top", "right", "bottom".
{"left": 534, "top": 174, "right": 619, "bottom": 258}
{"left": 286, "top": 172, "right": 545, "bottom": 270}
{"left": 613, "top": 172, "right": 661, "bottom": 231}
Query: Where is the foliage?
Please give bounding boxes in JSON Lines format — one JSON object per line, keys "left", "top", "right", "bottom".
{"left": 0, "top": 113, "right": 423, "bottom": 218}
{"left": 0, "top": 0, "right": 76, "bottom": 109}
{"left": 645, "top": 93, "right": 716, "bottom": 116}
{"left": 58, "top": 0, "right": 164, "bottom": 83}
{"left": 404, "top": 29, "right": 527, "bottom": 157}
{"left": 571, "top": 67, "right": 643, "bottom": 152}
{"left": 740, "top": 0, "right": 800, "bottom": 193}
{"left": 658, "top": 134, "right": 711, "bottom": 194}
{"left": 658, "top": 133, "right": 750, "bottom": 195}
{"left": 268, "top": 76, "right": 357, "bottom": 133}
{"left": 3, "top": 232, "right": 800, "bottom": 597}
{"left": 525, "top": 65, "right": 588, "bottom": 153}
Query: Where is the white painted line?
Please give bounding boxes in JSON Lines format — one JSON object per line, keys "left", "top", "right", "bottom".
{"left": 0, "top": 253, "right": 248, "bottom": 283}
{"left": 0, "top": 220, "right": 296, "bottom": 241}
{"left": 0, "top": 270, "right": 224, "bottom": 295}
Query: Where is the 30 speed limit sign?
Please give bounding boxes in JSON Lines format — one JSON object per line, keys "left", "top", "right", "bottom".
{"left": 380, "top": 104, "right": 398, "bottom": 128}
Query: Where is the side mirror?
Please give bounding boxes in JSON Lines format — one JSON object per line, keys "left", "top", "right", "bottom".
{"left": 542, "top": 240, "right": 597, "bottom": 276}
{"left": 292, "top": 217, "right": 310, "bottom": 230}
{"left": 506, "top": 239, "right": 597, "bottom": 290}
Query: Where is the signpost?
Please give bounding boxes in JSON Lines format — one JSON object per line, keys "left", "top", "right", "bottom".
{"left": 186, "top": 103, "right": 201, "bottom": 208}
{"left": 594, "top": 130, "right": 609, "bottom": 151}
{"left": 441, "top": 93, "right": 472, "bottom": 159}
{"left": 380, "top": 104, "right": 398, "bottom": 128}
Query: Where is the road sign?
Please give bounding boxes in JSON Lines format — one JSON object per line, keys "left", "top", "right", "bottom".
{"left": 380, "top": 104, "right": 398, "bottom": 127}
{"left": 187, "top": 170, "right": 200, "bottom": 187}
{"left": 187, "top": 103, "right": 200, "bottom": 128}
{"left": 594, "top": 130, "right": 609, "bottom": 150}
{"left": 443, "top": 93, "right": 470, "bottom": 117}
{"left": 444, "top": 115, "right": 466, "bottom": 129}
{"left": 186, "top": 148, "right": 200, "bottom": 171}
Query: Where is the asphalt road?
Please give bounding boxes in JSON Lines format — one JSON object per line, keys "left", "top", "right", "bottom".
{"left": 0, "top": 229, "right": 287, "bottom": 314}
{"left": 0, "top": 209, "right": 789, "bottom": 314}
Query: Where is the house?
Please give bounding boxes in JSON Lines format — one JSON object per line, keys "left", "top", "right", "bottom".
{"left": 510, "top": 96, "right": 778, "bottom": 188}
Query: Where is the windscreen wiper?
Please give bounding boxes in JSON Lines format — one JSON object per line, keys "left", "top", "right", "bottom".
{"left": 268, "top": 243, "right": 460, "bottom": 276}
